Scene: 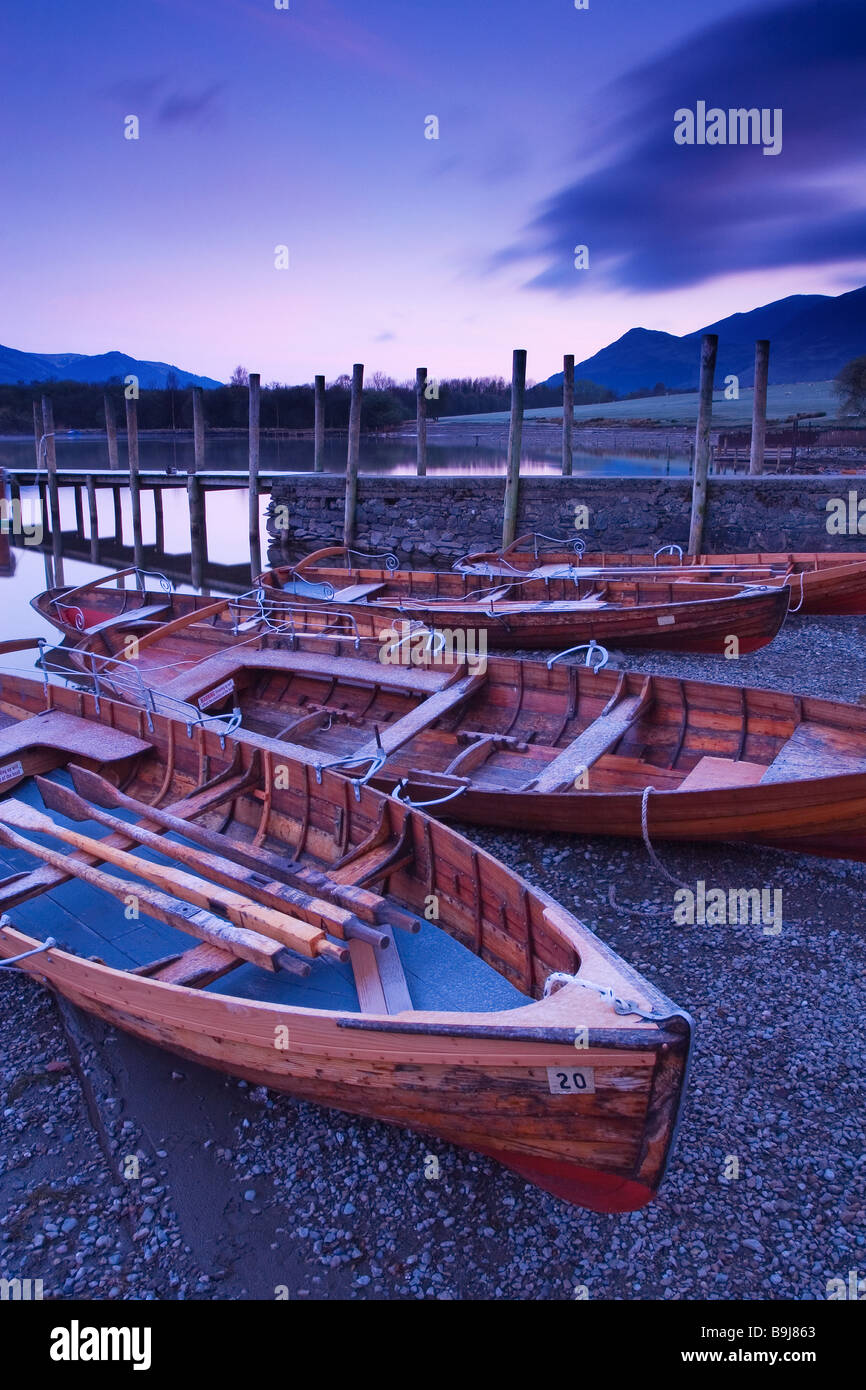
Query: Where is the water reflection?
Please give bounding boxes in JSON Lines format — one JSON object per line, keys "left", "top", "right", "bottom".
{"left": 0, "top": 434, "right": 688, "bottom": 478}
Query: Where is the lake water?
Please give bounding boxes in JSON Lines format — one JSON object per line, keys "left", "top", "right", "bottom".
{"left": 0, "top": 432, "right": 689, "bottom": 478}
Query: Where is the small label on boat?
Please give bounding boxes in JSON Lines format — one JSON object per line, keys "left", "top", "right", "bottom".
{"left": 199, "top": 679, "right": 234, "bottom": 710}
{"left": 657, "top": 615, "right": 676, "bottom": 626}
{"left": 546, "top": 1066, "right": 595, "bottom": 1095}
{"left": 0, "top": 761, "right": 23, "bottom": 785}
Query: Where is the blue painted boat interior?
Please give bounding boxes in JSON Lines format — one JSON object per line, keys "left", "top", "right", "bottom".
{"left": 0, "top": 772, "right": 529, "bottom": 1015}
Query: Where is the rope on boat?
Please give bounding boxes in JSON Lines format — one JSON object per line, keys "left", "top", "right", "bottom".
{"left": 0, "top": 937, "right": 57, "bottom": 968}
{"left": 788, "top": 569, "right": 806, "bottom": 614}
{"left": 639, "top": 786, "right": 692, "bottom": 889}
{"left": 542, "top": 970, "right": 669, "bottom": 1022}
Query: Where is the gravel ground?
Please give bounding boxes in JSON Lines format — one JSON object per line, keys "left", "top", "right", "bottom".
{"left": 1, "top": 613, "right": 864, "bottom": 1301}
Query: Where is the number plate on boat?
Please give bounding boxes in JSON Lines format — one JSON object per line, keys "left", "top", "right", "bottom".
{"left": 199, "top": 679, "right": 234, "bottom": 710}
{"left": 547, "top": 1066, "right": 595, "bottom": 1095}
{"left": 657, "top": 615, "right": 675, "bottom": 626}
{"left": 0, "top": 761, "right": 23, "bottom": 785}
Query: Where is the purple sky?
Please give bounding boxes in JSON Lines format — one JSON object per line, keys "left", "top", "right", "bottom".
{"left": 3, "top": 0, "right": 864, "bottom": 384}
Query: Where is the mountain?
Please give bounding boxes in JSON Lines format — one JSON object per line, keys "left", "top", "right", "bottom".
{"left": 543, "top": 286, "right": 866, "bottom": 395}
{"left": 0, "top": 344, "right": 222, "bottom": 389}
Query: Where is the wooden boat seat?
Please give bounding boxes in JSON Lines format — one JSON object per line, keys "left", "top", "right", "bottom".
{"left": 0, "top": 712, "right": 152, "bottom": 763}
{"left": 760, "top": 722, "right": 866, "bottom": 784}
{"left": 526, "top": 691, "right": 648, "bottom": 792}
{"left": 330, "top": 582, "right": 387, "bottom": 603}
{"left": 83, "top": 602, "right": 172, "bottom": 635}
{"left": 677, "top": 756, "right": 767, "bottom": 791}
{"left": 163, "top": 646, "right": 457, "bottom": 703}
{"left": 349, "top": 925, "right": 413, "bottom": 1014}
{"left": 351, "top": 671, "right": 485, "bottom": 760}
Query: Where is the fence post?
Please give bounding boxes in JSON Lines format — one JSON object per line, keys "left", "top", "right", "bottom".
{"left": 41, "top": 395, "right": 64, "bottom": 585}
{"left": 501, "top": 349, "right": 527, "bottom": 547}
{"left": 687, "top": 334, "right": 718, "bottom": 556}
{"left": 125, "top": 394, "right": 144, "bottom": 570}
{"left": 248, "top": 373, "right": 261, "bottom": 579}
{"left": 562, "top": 354, "right": 574, "bottom": 477}
{"left": 314, "top": 375, "right": 325, "bottom": 472}
{"left": 416, "top": 368, "right": 428, "bottom": 477}
{"left": 343, "top": 364, "right": 364, "bottom": 546}
{"left": 749, "top": 339, "right": 770, "bottom": 476}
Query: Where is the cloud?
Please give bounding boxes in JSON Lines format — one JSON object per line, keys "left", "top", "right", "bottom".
{"left": 501, "top": 0, "right": 866, "bottom": 293}
{"left": 96, "top": 74, "right": 227, "bottom": 128}
{"left": 374, "top": 331, "right": 396, "bottom": 342}
{"left": 157, "top": 83, "right": 226, "bottom": 126}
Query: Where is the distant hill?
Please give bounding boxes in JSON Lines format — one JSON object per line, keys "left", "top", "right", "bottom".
{"left": 0, "top": 344, "right": 221, "bottom": 389}
{"left": 543, "top": 285, "right": 866, "bottom": 395}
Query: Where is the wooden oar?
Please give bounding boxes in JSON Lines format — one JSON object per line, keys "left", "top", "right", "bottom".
{"left": 38, "top": 776, "right": 388, "bottom": 953}
{"left": 0, "top": 816, "right": 308, "bottom": 976}
{"left": 69, "top": 766, "right": 420, "bottom": 935}
{"left": 0, "top": 800, "right": 346, "bottom": 963}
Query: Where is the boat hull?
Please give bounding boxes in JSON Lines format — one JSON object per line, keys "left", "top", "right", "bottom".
{"left": 0, "top": 925, "right": 690, "bottom": 1213}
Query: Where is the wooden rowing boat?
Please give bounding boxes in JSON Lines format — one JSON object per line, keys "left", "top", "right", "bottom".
{"left": 24, "top": 591, "right": 866, "bottom": 859}
{"left": 0, "top": 642, "right": 691, "bottom": 1212}
{"left": 33, "top": 555, "right": 791, "bottom": 656}
{"left": 257, "top": 547, "right": 790, "bottom": 654}
{"left": 457, "top": 534, "right": 866, "bottom": 616}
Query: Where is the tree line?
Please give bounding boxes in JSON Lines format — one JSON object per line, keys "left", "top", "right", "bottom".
{"left": 0, "top": 372, "right": 616, "bottom": 434}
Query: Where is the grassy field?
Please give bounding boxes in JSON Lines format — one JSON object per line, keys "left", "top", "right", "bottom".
{"left": 441, "top": 380, "right": 846, "bottom": 428}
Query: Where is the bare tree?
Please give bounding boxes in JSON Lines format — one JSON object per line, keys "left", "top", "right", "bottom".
{"left": 229, "top": 365, "right": 250, "bottom": 387}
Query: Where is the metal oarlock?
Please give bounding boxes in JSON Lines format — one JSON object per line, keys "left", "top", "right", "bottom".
{"left": 546, "top": 639, "right": 609, "bottom": 672}
{"left": 654, "top": 543, "right": 684, "bottom": 561}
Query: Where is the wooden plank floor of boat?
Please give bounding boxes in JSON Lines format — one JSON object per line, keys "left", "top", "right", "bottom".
{"left": 0, "top": 772, "right": 529, "bottom": 1016}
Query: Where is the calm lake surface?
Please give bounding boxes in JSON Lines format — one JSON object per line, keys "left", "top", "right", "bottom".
{"left": 0, "top": 433, "right": 689, "bottom": 478}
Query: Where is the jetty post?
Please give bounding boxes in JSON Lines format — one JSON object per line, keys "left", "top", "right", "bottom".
{"left": 32, "top": 402, "right": 41, "bottom": 468}
{"left": 687, "top": 334, "right": 718, "bottom": 556}
{"left": 749, "top": 340, "right": 770, "bottom": 476}
{"left": 501, "top": 349, "right": 527, "bottom": 547}
{"left": 86, "top": 475, "right": 99, "bottom": 563}
{"left": 189, "top": 386, "right": 207, "bottom": 589}
{"left": 248, "top": 373, "right": 262, "bottom": 579}
{"left": 41, "top": 395, "right": 64, "bottom": 585}
{"left": 103, "top": 392, "right": 123, "bottom": 540}
{"left": 343, "top": 363, "right": 364, "bottom": 546}
{"left": 125, "top": 394, "right": 144, "bottom": 570}
{"left": 314, "top": 375, "right": 326, "bottom": 473}
{"left": 416, "top": 368, "right": 428, "bottom": 477}
{"left": 562, "top": 354, "right": 574, "bottom": 477}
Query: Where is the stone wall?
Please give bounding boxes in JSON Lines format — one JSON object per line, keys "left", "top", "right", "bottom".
{"left": 267, "top": 474, "right": 866, "bottom": 567}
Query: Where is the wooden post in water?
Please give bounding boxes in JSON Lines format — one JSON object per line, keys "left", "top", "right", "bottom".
{"left": 104, "top": 393, "right": 123, "bottom": 541}
{"left": 41, "top": 395, "right": 64, "bottom": 585}
{"left": 343, "top": 363, "right": 364, "bottom": 546}
{"left": 501, "top": 349, "right": 527, "bottom": 548}
{"left": 248, "top": 373, "right": 261, "bottom": 579}
{"left": 125, "top": 395, "right": 144, "bottom": 570}
{"left": 188, "top": 386, "right": 206, "bottom": 589}
{"left": 33, "top": 402, "right": 42, "bottom": 468}
{"left": 314, "top": 375, "right": 325, "bottom": 473}
{"left": 416, "top": 368, "right": 428, "bottom": 477}
{"left": 86, "top": 476, "right": 99, "bottom": 563}
{"left": 749, "top": 339, "right": 770, "bottom": 476}
{"left": 562, "top": 354, "right": 574, "bottom": 477}
{"left": 687, "top": 334, "right": 718, "bottom": 556}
